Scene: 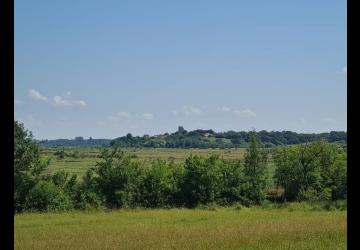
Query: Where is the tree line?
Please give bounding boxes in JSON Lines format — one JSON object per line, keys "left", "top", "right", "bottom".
{"left": 110, "top": 127, "right": 346, "bottom": 149}
{"left": 15, "top": 121, "right": 346, "bottom": 212}
{"left": 37, "top": 127, "right": 346, "bottom": 149}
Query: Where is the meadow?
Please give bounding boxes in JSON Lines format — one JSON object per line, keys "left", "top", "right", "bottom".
{"left": 42, "top": 148, "right": 277, "bottom": 187}
{"left": 42, "top": 148, "right": 249, "bottom": 177}
{"left": 14, "top": 129, "right": 346, "bottom": 250}
{"left": 14, "top": 205, "right": 346, "bottom": 250}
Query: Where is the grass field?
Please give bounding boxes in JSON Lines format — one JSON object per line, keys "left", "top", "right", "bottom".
{"left": 42, "top": 148, "right": 277, "bottom": 186}
{"left": 43, "top": 148, "right": 249, "bottom": 177}
{"left": 15, "top": 206, "right": 346, "bottom": 250}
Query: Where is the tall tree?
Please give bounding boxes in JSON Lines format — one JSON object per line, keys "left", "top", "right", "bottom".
{"left": 243, "top": 131, "right": 268, "bottom": 205}
{"left": 273, "top": 140, "right": 346, "bottom": 201}
{"left": 14, "top": 120, "right": 48, "bottom": 212}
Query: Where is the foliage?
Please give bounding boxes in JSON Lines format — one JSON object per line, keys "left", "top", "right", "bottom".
{"left": 273, "top": 141, "right": 347, "bottom": 202}
{"left": 85, "top": 148, "right": 145, "bottom": 208}
{"left": 38, "top": 129, "right": 346, "bottom": 149}
{"left": 110, "top": 129, "right": 346, "bottom": 149}
{"left": 180, "top": 154, "right": 223, "bottom": 207}
{"left": 141, "top": 159, "right": 182, "bottom": 207}
{"left": 38, "top": 139, "right": 112, "bottom": 148}
{"left": 243, "top": 131, "right": 269, "bottom": 204}
{"left": 217, "top": 160, "right": 247, "bottom": 205}
{"left": 54, "top": 148, "right": 66, "bottom": 159}
{"left": 24, "top": 180, "right": 73, "bottom": 212}
{"left": 14, "top": 121, "right": 49, "bottom": 212}
{"left": 15, "top": 121, "right": 347, "bottom": 212}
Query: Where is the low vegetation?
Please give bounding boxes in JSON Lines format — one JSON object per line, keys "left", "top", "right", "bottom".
{"left": 15, "top": 207, "right": 346, "bottom": 250}
{"left": 14, "top": 120, "right": 347, "bottom": 212}
{"left": 14, "top": 120, "right": 347, "bottom": 249}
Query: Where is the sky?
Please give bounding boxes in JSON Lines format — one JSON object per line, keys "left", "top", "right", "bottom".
{"left": 14, "top": 0, "right": 347, "bottom": 139}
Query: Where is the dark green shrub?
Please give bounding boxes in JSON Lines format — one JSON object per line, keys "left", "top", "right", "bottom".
{"left": 218, "top": 160, "right": 247, "bottom": 205}
{"left": 87, "top": 148, "right": 145, "bottom": 208}
{"left": 25, "top": 181, "right": 73, "bottom": 211}
{"left": 141, "top": 160, "right": 174, "bottom": 207}
{"left": 180, "top": 154, "right": 222, "bottom": 207}
{"left": 243, "top": 131, "right": 269, "bottom": 205}
{"left": 14, "top": 120, "right": 49, "bottom": 212}
{"left": 274, "top": 141, "right": 347, "bottom": 202}
{"left": 76, "top": 191, "right": 104, "bottom": 210}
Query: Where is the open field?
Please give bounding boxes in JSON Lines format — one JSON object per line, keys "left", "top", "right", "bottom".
{"left": 42, "top": 148, "right": 277, "bottom": 186}
{"left": 42, "top": 148, "right": 249, "bottom": 177}
{"left": 15, "top": 206, "right": 346, "bottom": 250}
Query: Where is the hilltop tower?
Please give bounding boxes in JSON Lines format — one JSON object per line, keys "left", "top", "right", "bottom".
{"left": 178, "top": 126, "right": 185, "bottom": 134}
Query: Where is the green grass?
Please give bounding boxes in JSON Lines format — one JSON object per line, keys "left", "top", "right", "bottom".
{"left": 15, "top": 207, "right": 346, "bottom": 250}
{"left": 43, "top": 148, "right": 279, "bottom": 185}
{"left": 46, "top": 158, "right": 96, "bottom": 177}
{"left": 44, "top": 148, "right": 248, "bottom": 177}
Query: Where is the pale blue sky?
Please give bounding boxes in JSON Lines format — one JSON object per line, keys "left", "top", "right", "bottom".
{"left": 15, "top": 0, "right": 347, "bottom": 139}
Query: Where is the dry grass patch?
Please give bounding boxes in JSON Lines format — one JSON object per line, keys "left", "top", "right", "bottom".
{"left": 15, "top": 208, "right": 346, "bottom": 250}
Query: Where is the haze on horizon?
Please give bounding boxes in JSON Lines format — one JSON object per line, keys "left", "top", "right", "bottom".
{"left": 14, "top": 0, "right": 347, "bottom": 140}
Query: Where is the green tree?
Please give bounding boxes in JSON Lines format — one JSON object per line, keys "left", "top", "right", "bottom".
{"left": 180, "top": 154, "right": 222, "bottom": 207}
{"left": 74, "top": 170, "right": 104, "bottom": 210}
{"left": 14, "top": 120, "right": 49, "bottom": 212}
{"left": 273, "top": 140, "right": 347, "bottom": 201}
{"left": 86, "top": 148, "right": 144, "bottom": 208}
{"left": 24, "top": 180, "right": 73, "bottom": 212}
{"left": 243, "top": 131, "right": 268, "bottom": 205}
{"left": 218, "top": 160, "right": 247, "bottom": 205}
{"left": 141, "top": 159, "right": 180, "bottom": 207}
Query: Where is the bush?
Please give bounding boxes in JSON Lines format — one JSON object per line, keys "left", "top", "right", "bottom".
{"left": 217, "top": 160, "right": 246, "bottom": 205}
{"left": 15, "top": 121, "right": 347, "bottom": 212}
{"left": 76, "top": 191, "right": 104, "bottom": 210}
{"left": 234, "top": 203, "right": 244, "bottom": 210}
{"left": 274, "top": 141, "right": 347, "bottom": 202}
{"left": 329, "top": 200, "right": 347, "bottom": 211}
{"left": 180, "top": 155, "right": 222, "bottom": 207}
{"left": 85, "top": 148, "right": 145, "bottom": 208}
{"left": 54, "top": 148, "right": 66, "bottom": 159}
{"left": 14, "top": 120, "right": 49, "bottom": 212}
{"left": 25, "top": 181, "right": 73, "bottom": 212}
{"left": 141, "top": 160, "right": 180, "bottom": 207}
{"left": 298, "top": 187, "right": 331, "bottom": 203}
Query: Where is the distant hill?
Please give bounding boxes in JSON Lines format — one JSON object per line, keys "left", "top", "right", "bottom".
{"left": 37, "top": 127, "right": 346, "bottom": 149}
{"left": 110, "top": 128, "right": 346, "bottom": 149}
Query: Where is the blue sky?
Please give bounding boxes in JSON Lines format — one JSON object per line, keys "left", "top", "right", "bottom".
{"left": 15, "top": 0, "right": 347, "bottom": 139}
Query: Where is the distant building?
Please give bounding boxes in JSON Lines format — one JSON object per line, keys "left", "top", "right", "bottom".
{"left": 178, "top": 126, "right": 185, "bottom": 133}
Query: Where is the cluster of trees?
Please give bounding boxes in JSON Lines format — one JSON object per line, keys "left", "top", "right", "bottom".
{"left": 110, "top": 128, "right": 347, "bottom": 149}
{"left": 273, "top": 141, "right": 347, "bottom": 202}
{"left": 37, "top": 138, "right": 111, "bottom": 148}
{"left": 37, "top": 128, "right": 346, "bottom": 149}
{"left": 14, "top": 121, "right": 347, "bottom": 213}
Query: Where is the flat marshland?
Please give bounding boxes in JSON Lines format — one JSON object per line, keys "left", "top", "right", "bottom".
{"left": 43, "top": 148, "right": 248, "bottom": 177}
{"left": 15, "top": 207, "right": 346, "bottom": 250}
{"left": 18, "top": 147, "right": 345, "bottom": 249}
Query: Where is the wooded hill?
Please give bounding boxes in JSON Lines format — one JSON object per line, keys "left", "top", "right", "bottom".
{"left": 37, "top": 127, "right": 346, "bottom": 149}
